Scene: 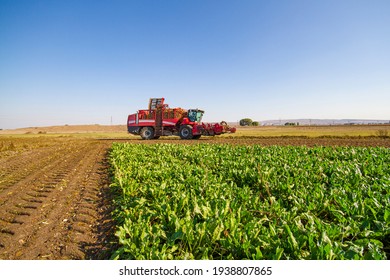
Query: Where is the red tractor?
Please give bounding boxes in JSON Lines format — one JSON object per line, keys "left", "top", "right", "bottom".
{"left": 127, "top": 98, "right": 236, "bottom": 140}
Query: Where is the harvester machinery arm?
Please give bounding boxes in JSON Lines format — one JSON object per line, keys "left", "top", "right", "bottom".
{"left": 220, "top": 121, "right": 236, "bottom": 133}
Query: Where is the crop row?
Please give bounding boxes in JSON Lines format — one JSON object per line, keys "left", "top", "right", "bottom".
{"left": 109, "top": 143, "right": 390, "bottom": 259}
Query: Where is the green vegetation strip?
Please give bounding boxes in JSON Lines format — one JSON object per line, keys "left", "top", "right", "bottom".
{"left": 109, "top": 143, "right": 390, "bottom": 260}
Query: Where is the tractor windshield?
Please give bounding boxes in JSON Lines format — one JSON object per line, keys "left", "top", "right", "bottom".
{"left": 188, "top": 110, "right": 204, "bottom": 123}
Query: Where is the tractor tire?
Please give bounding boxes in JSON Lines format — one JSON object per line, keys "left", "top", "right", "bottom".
{"left": 179, "top": 125, "right": 193, "bottom": 140}
{"left": 140, "top": 127, "right": 154, "bottom": 140}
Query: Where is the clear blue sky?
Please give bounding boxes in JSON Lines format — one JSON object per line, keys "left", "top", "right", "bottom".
{"left": 1, "top": 0, "right": 389, "bottom": 129}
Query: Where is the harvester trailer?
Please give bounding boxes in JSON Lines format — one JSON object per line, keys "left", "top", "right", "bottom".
{"left": 127, "top": 98, "right": 236, "bottom": 140}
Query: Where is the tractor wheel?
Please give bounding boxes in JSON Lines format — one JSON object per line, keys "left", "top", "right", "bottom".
{"left": 140, "top": 127, "right": 154, "bottom": 140}
{"left": 179, "top": 125, "right": 193, "bottom": 140}
{"left": 192, "top": 135, "right": 201, "bottom": 139}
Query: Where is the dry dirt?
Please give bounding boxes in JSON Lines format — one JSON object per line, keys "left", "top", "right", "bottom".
{"left": 0, "top": 138, "right": 116, "bottom": 259}
{"left": 0, "top": 125, "right": 389, "bottom": 260}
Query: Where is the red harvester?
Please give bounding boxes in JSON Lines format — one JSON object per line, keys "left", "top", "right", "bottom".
{"left": 127, "top": 98, "right": 236, "bottom": 140}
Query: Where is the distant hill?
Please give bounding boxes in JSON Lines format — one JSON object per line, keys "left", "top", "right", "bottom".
{"left": 260, "top": 119, "right": 390, "bottom": 126}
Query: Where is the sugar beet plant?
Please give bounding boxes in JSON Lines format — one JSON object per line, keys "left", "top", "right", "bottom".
{"left": 109, "top": 143, "right": 390, "bottom": 260}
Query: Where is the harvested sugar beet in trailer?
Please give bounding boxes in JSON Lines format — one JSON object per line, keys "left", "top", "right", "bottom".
{"left": 127, "top": 98, "right": 236, "bottom": 140}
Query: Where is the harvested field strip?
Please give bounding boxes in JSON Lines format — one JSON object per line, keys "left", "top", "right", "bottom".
{"left": 0, "top": 141, "right": 85, "bottom": 192}
{"left": 0, "top": 139, "right": 114, "bottom": 260}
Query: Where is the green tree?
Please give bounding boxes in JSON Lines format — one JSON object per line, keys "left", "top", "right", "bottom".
{"left": 252, "top": 121, "right": 259, "bottom": 126}
{"left": 239, "top": 118, "right": 253, "bottom": 126}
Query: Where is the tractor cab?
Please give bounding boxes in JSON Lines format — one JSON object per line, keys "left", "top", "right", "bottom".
{"left": 187, "top": 109, "right": 204, "bottom": 123}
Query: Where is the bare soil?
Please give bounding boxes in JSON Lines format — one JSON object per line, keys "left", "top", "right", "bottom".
{"left": 0, "top": 138, "right": 116, "bottom": 259}
{"left": 0, "top": 125, "right": 389, "bottom": 260}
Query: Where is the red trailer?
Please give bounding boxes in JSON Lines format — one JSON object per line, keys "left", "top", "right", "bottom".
{"left": 127, "top": 98, "right": 236, "bottom": 140}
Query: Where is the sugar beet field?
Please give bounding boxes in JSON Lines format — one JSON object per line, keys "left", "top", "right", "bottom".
{"left": 0, "top": 135, "right": 389, "bottom": 260}
{"left": 110, "top": 143, "right": 390, "bottom": 260}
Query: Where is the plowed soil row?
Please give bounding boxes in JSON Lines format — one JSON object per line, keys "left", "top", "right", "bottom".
{"left": 0, "top": 138, "right": 115, "bottom": 259}
{"left": 0, "top": 136, "right": 389, "bottom": 260}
